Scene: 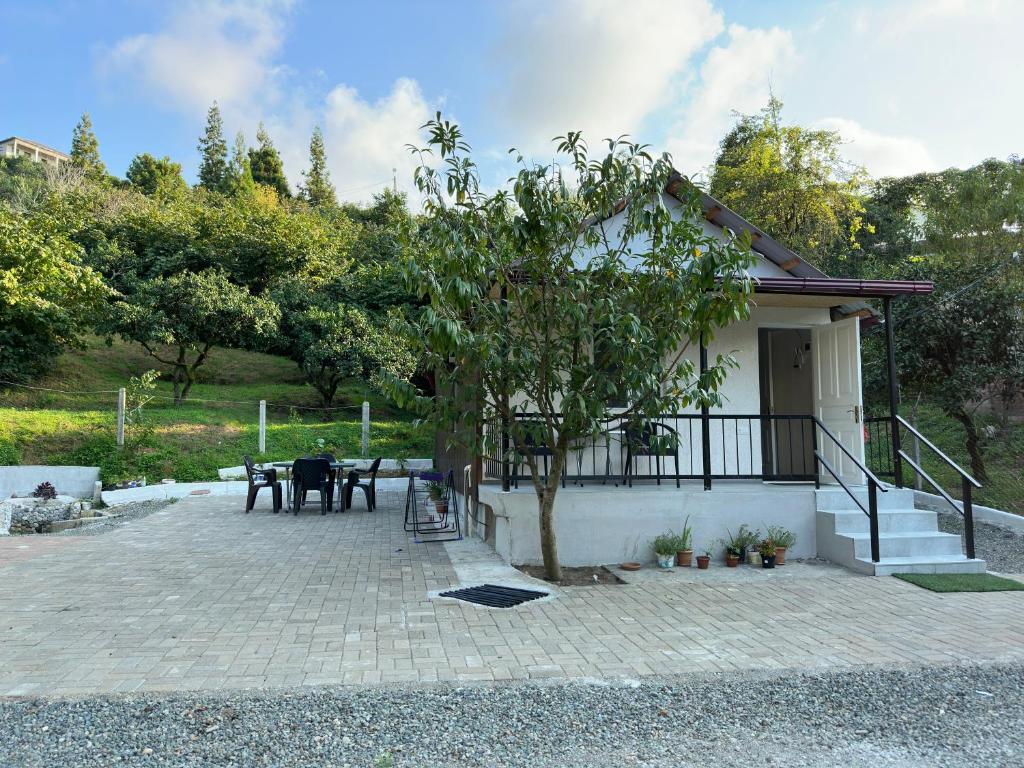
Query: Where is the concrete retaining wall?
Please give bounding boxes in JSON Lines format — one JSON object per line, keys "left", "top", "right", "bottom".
{"left": 479, "top": 482, "right": 818, "bottom": 566}
{"left": 0, "top": 466, "right": 99, "bottom": 500}
{"left": 914, "top": 490, "right": 1024, "bottom": 533}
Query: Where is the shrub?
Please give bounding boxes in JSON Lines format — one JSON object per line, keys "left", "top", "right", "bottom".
{"left": 32, "top": 481, "right": 57, "bottom": 500}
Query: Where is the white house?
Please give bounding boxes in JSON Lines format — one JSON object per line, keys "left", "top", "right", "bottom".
{"left": 442, "top": 174, "right": 984, "bottom": 576}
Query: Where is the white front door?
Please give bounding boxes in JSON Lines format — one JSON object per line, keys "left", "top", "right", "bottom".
{"left": 812, "top": 317, "right": 865, "bottom": 485}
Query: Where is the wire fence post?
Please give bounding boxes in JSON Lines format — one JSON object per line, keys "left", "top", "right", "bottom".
{"left": 361, "top": 401, "right": 370, "bottom": 458}
{"left": 116, "top": 387, "right": 126, "bottom": 448}
{"left": 258, "top": 400, "right": 267, "bottom": 454}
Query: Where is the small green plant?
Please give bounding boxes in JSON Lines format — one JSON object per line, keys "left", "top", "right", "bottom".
{"left": 374, "top": 753, "right": 394, "bottom": 768}
{"left": 758, "top": 538, "right": 777, "bottom": 557}
{"left": 125, "top": 369, "right": 160, "bottom": 436}
{"left": 733, "top": 524, "right": 760, "bottom": 551}
{"left": 766, "top": 525, "right": 796, "bottom": 549}
{"left": 424, "top": 480, "right": 444, "bottom": 500}
{"left": 676, "top": 515, "right": 693, "bottom": 551}
{"left": 653, "top": 533, "right": 678, "bottom": 556}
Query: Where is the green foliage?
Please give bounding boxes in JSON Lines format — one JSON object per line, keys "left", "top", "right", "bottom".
{"left": 126, "top": 153, "right": 187, "bottom": 198}
{"left": 226, "top": 130, "right": 256, "bottom": 197}
{"left": 249, "top": 123, "right": 290, "bottom": 198}
{"left": 273, "top": 278, "right": 415, "bottom": 406}
{"left": 397, "top": 115, "right": 754, "bottom": 580}
{"left": 653, "top": 533, "right": 678, "bottom": 556}
{"left": 125, "top": 368, "right": 160, "bottom": 441}
{"left": 0, "top": 207, "right": 109, "bottom": 381}
{"left": 299, "top": 125, "right": 336, "bottom": 208}
{"left": 893, "top": 572, "right": 1024, "bottom": 593}
{"left": 70, "top": 112, "right": 106, "bottom": 181}
{"left": 709, "top": 97, "right": 869, "bottom": 271}
{"left": 0, "top": 155, "right": 49, "bottom": 209}
{"left": 766, "top": 525, "right": 796, "bottom": 548}
{"left": 105, "top": 269, "right": 281, "bottom": 402}
{"left": 197, "top": 102, "right": 229, "bottom": 193}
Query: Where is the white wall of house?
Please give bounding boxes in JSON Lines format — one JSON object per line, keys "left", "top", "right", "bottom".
{"left": 480, "top": 483, "right": 818, "bottom": 567}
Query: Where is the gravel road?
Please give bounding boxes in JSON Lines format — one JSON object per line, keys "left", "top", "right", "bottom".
{"left": 3, "top": 663, "right": 1022, "bottom": 767}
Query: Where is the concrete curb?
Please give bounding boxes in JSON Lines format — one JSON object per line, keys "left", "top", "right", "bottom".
{"left": 914, "top": 490, "right": 1024, "bottom": 533}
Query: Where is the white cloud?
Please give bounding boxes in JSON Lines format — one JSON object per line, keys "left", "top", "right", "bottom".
{"left": 100, "top": 0, "right": 291, "bottom": 116}
{"left": 814, "top": 118, "right": 937, "bottom": 179}
{"left": 665, "top": 24, "right": 797, "bottom": 179}
{"left": 494, "top": 0, "right": 724, "bottom": 153}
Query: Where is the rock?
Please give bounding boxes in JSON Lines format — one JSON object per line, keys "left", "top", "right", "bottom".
{"left": 0, "top": 495, "right": 82, "bottom": 533}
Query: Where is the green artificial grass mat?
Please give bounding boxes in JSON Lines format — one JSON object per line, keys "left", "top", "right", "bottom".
{"left": 893, "top": 572, "right": 1024, "bottom": 593}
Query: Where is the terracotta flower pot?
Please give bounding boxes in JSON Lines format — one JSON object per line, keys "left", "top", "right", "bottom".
{"left": 725, "top": 554, "right": 739, "bottom": 568}
{"left": 434, "top": 500, "right": 448, "bottom": 515}
{"left": 675, "top": 549, "right": 693, "bottom": 567}
{"left": 775, "top": 546, "right": 787, "bottom": 566}
{"left": 696, "top": 555, "right": 711, "bottom": 570}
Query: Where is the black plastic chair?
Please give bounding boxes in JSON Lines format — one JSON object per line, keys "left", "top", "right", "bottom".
{"left": 345, "top": 457, "right": 381, "bottom": 511}
{"left": 623, "top": 421, "right": 680, "bottom": 487}
{"left": 291, "top": 457, "right": 334, "bottom": 515}
{"left": 243, "top": 455, "right": 282, "bottom": 513}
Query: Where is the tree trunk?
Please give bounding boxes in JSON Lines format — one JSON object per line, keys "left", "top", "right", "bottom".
{"left": 537, "top": 448, "right": 566, "bottom": 582}
{"left": 949, "top": 406, "right": 988, "bottom": 482}
{"left": 173, "top": 347, "right": 187, "bottom": 405}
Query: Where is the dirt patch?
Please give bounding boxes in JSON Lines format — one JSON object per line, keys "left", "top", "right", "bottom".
{"left": 515, "top": 564, "right": 625, "bottom": 586}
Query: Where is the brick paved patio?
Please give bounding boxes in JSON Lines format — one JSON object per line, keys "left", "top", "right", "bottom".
{"left": 1, "top": 493, "right": 1022, "bottom": 697}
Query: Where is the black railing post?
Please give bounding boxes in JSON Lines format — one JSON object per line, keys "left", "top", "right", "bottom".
{"left": 500, "top": 414, "right": 511, "bottom": 492}
{"left": 884, "top": 297, "right": 904, "bottom": 487}
{"left": 868, "top": 480, "right": 880, "bottom": 563}
{"left": 811, "top": 419, "right": 820, "bottom": 489}
{"left": 963, "top": 478, "right": 976, "bottom": 560}
{"left": 699, "top": 333, "right": 712, "bottom": 491}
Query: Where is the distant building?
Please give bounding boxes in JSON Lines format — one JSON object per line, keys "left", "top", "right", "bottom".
{"left": 0, "top": 136, "right": 70, "bottom": 167}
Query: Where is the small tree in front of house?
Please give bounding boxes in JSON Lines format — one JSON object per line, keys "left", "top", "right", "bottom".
{"left": 393, "top": 116, "right": 755, "bottom": 581}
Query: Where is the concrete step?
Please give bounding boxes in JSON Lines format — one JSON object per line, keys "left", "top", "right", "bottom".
{"left": 815, "top": 486, "right": 915, "bottom": 511}
{"left": 848, "top": 530, "right": 964, "bottom": 559}
{"left": 822, "top": 508, "right": 938, "bottom": 535}
{"left": 850, "top": 556, "right": 987, "bottom": 576}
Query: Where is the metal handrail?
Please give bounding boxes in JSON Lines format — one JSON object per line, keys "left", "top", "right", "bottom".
{"left": 814, "top": 450, "right": 869, "bottom": 517}
{"left": 811, "top": 416, "right": 888, "bottom": 490}
{"left": 895, "top": 415, "right": 981, "bottom": 488}
{"left": 893, "top": 415, "right": 978, "bottom": 559}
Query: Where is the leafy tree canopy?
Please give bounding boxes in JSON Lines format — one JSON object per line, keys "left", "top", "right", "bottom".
{"left": 709, "top": 97, "right": 869, "bottom": 273}
{"left": 126, "top": 153, "right": 187, "bottom": 198}
{"left": 0, "top": 206, "right": 109, "bottom": 381}
{"left": 299, "top": 126, "right": 336, "bottom": 208}
{"left": 70, "top": 112, "right": 106, "bottom": 182}
{"left": 197, "top": 102, "right": 229, "bottom": 193}
{"left": 249, "top": 123, "right": 290, "bottom": 198}
{"left": 393, "top": 115, "right": 755, "bottom": 580}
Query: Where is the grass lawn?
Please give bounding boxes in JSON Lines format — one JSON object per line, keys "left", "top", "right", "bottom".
{"left": 893, "top": 573, "right": 1024, "bottom": 593}
{"left": 0, "top": 338, "right": 431, "bottom": 486}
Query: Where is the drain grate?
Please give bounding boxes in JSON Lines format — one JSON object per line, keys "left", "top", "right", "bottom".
{"left": 439, "top": 584, "right": 548, "bottom": 608}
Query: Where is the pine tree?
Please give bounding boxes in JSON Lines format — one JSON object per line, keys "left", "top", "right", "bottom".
{"left": 70, "top": 112, "right": 106, "bottom": 181}
{"left": 197, "top": 102, "right": 229, "bottom": 192}
{"left": 248, "top": 122, "right": 290, "bottom": 198}
{"left": 227, "top": 131, "right": 256, "bottom": 196}
{"left": 299, "top": 125, "right": 336, "bottom": 208}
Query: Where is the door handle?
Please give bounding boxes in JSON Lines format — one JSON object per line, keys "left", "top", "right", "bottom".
{"left": 847, "top": 405, "right": 861, "bottom": 423}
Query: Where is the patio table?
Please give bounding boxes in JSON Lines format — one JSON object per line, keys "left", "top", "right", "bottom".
{"left": 270, "top": 460, "right": 356, "bottom": 511}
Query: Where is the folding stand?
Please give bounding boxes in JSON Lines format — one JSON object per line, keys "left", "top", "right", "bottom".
{"left": 404, "top": 469, "right": 462, "bottom": 542}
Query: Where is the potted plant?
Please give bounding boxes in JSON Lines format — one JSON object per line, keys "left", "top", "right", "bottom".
{"left": 424, "top": 480, "right": 447, "bottom": 515}
{"left": 724, "top": 545, "right": 741, "bottom": 568}
{"left": 767, "top": 525, "right": 797, "bottom": 565}
{"left": 653, "top": 533, "right": 677, "bottom": 569}
{"left": 675, "top": 517, "right": 694, "bottom": 567}
{"left": 759, "top": 538, "right": 777, "bottom": 569}
{"left": 738, "top": 525, "right": 761, "bottom": 565}
{"left": 696, "top": 550, "right": 711, "bottom": 570}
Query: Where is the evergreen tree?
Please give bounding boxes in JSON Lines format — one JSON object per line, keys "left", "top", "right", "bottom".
{"left": 70, "top": 112, "right": 106, "bottom": 181}
{"left": 197, "top": 102, "right": 229, "bottom": 192}
{"left": 227, "top": 131, "right": 256, "bottom": 196}
{"left": 248, "top": 122, "right": 290, "bottom": 197}
{"left": 126, "top": 153, "right": 187, "bottom": 197}
{"left": 299, "top": 125, "right": 336, "bottom": 207}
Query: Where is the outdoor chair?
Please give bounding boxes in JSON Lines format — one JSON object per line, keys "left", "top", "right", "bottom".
{"left": 243, "top": 455, "right": 282, "bottom": 513}
{"left": 291, "top": 457, "right": 334, "bottom": 515}
{"left": 345, "top": 456, "right": 382, "bottom": 511}
{"left": 623, "top": 421, "right": 681, "bottom": 487}
{"left": 511, "top": 424, "right": 566, "bottom": 489}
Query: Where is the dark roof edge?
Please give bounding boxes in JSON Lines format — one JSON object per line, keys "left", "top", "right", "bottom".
{"left": 752, "top": 276, "right": 934, "bottom": 298}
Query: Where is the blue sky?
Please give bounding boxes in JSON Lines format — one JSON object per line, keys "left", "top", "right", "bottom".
{"left": 4, "top": 1, "right": 1021, "bottom": 202}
